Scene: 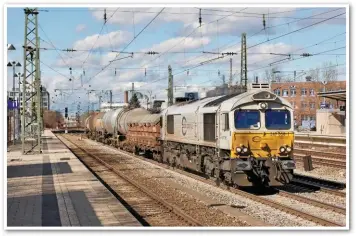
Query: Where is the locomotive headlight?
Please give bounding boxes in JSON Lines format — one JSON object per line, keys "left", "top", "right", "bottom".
{"left": 243, "top": 147, "right": 248, "bottom": 153}
{"left": 260, "top": 102, "right": 268, "bottom": 109}
{"left": 279, "top": 146, "right": 286, "bottom": 153}
{"left": 236, "top": 147, "right": 242, "bottom": 153}
{"left": 286, "top": 146, "right": 292, "bottom": 152}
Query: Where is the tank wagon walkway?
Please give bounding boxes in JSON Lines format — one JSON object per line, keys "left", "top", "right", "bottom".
{"left": 6, "top": 130, "right": 141, "bottom": 227}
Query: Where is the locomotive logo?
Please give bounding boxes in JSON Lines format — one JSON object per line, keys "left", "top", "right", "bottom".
{"left": 182, "top": 116, "right": 187, "bottom": 136}
{"left": 252, "top": 136, "right": 261, "bottom": 142}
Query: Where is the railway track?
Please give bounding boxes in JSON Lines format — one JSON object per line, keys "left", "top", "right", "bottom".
{"left": 57, "top": 134, "right": 260, "bottom": 227}
{"left": 294, "top": 148, "right": 346, "bottom": 160}
{"left": 58, "top": 135, "right": 202, "bottom": 227}
{"left": 293, "top": 154, "right": 346, "bottom": 168}
{"left": 70, "top": 134, "right": 345, "bottom": 227}
{"left": 276, "top": 189, "right": 346, "bottom": 215}
{"left": 291, "top": 174, "right": 346, "bottom": 197}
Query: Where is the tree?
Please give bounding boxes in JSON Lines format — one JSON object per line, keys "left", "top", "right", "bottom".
{"left": 308, "top": 67, "right": 321, "bottom": 81}
{"left": 322, "top": 62, "right": 338, "bottom": 82}
{"left": 129, "top": 93, "right": 141, "bottom": 109}
{"left": 265, "top": 67, "right": 279, "bottom": 83}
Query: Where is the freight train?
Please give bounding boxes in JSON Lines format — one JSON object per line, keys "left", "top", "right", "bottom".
{"left": 85, "top": 83, "right": 296, "bottom": 187}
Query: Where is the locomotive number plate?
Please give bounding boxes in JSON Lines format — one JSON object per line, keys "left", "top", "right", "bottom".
{"left": 270, "top": 132, "right": 290, "bottom": 136}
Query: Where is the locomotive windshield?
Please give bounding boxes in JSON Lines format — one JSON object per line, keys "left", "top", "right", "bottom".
{"left": 234, "top": 110, "right": 260, "bottom": 129}
{"left": 265, "top": 109, "right": 291, "bottom": 130}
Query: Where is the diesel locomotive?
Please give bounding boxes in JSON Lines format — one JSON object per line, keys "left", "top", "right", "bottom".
{"left": 85, "top": 83, "right": 296, "bottom": 187}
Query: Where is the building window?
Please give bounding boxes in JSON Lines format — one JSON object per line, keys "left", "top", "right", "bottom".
{"left": 310, "top": 89, "right": 315, "bottom": 96}
{"left": 301, "top": 88, "right": 307, "bottom": 96}
{"left": 302, "top": 102, "right": 308, "bottom": 109}
{"left": 290, "top": 88, "right": 296, "bottom": 97}
{"left": 274, "top": 89, "right": 280, "bottom": 96}
{"left": 282, "top": 89, "right": 288, "bottom": 97}
{"left": 310, "top": 102, "right": 315, "bottom": 109}
{"left": 310, "top": 116, "right": 316, "bottom": 121}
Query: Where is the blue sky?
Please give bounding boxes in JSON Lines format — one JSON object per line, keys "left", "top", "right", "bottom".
{"left": 6, "top": 6, "right": 347, "bottom": 114}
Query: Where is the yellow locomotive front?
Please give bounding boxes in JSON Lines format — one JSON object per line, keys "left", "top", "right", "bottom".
{"left": 229, "top": 90, "right": 295, "bottom": 187}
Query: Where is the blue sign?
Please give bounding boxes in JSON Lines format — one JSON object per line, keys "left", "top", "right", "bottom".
{"left": 7, "top": 99, "right": 19, "bottom": 110}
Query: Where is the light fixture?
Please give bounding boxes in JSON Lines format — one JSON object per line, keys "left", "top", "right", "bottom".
{"left": 14, "top": 73, "right": 24, "bottom": 77}
{"left": 7, "top": 44, "right": 16, "bottom": 50}
{"left": 260, "top": 102, "right": 268, "bottom": 109}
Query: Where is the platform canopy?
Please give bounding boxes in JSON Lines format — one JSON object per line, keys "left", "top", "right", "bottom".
{"left": 317, "top": 90, "right": 346, "bottom": 101}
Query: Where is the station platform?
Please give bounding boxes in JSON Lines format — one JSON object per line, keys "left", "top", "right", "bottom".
{"left": 6, "top": 130, "right": 141, "bottom": 227}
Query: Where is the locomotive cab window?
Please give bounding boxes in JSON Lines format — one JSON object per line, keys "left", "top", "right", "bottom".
{"left": 265, "top": 109, "right": 291, "bottom": 130}
{"left": 234, "top": 110, "right": 260, "bottom": 129}
{"left": 167, "top": 115, "right": 174, "bottom": 134}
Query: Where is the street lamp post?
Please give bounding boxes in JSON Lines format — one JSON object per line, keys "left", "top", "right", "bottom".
{"left": 322, "top": 81, "right": 328, "bottom": 107}
{"left": 7, "top": 61, "right": 21, "bottom": 145}
{"left": 15, "top": 72, "right": 24, "bottom": 141}
{"left": 7, "top": 61, "right": 22, "bottom": 92}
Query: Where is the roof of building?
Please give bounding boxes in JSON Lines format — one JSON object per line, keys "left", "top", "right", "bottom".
{"left": 317, "top": 90, "right": 346, "bottom": 101}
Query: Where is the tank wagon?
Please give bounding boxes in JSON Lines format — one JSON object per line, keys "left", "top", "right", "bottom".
{"left": 85, "top": 83, "right": 296, "bottom": 187}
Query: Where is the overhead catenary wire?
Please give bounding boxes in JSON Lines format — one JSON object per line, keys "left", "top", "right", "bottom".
{"left": 83, "top": 7, "right": 165, "bottom": 85}
{"left": 81, "top": 7, "right": 119, "bottom": 67}
{"left": 157, "top": 8, "right": 344, "bottom": 72}
{"left": 177, "top": 10, "right": 346, "bottom": 78}
{"left": 245, "top": 12, "right": 346, "bottom": 51}
{"left": 41, "top": 7, "right": 346, "bottom": 109}
{"left": 38, "top": 25, "right": 71, "bottom": 68}
{"left": 140, "top": 8, "right": 248, "bottom": 72}
{"left": 233, "top": 31, "right": 346, "bottom": 75}
{"left": 169, "top": 10, "right": 346, "bottom": 81}
{"left": 41, "top": 7, "right": 346, "bottom": 20}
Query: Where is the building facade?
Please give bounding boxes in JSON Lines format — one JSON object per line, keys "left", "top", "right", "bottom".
{"left": 271, "top": 80, "right": 346, "bottom": 127}
{"left": 7, "top": 86, "right": 50, "bottom": 110}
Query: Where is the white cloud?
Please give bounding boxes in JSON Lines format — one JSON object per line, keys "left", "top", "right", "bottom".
{"left": 73, "top": 30, "right": 132, "bottom": 50}
{"left": 75, "top": 24, "right": 86, "bottom": 32}
{"left": 146, "top": 36, "right": 210, "bottom": 52}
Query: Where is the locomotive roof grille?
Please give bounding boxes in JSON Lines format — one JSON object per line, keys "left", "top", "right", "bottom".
{"left": 248, "top": 83, "right": 271, "bottom": 90}
{"left": 204, "top": 93, "right": 238, "bottom": 107}
{"left": 252, "top": 91, "right": 277, "bottom": 101}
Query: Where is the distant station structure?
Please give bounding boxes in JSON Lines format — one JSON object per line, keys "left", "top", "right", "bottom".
{"left": 316, "top": 90, "right": 346, "bottom": 135}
